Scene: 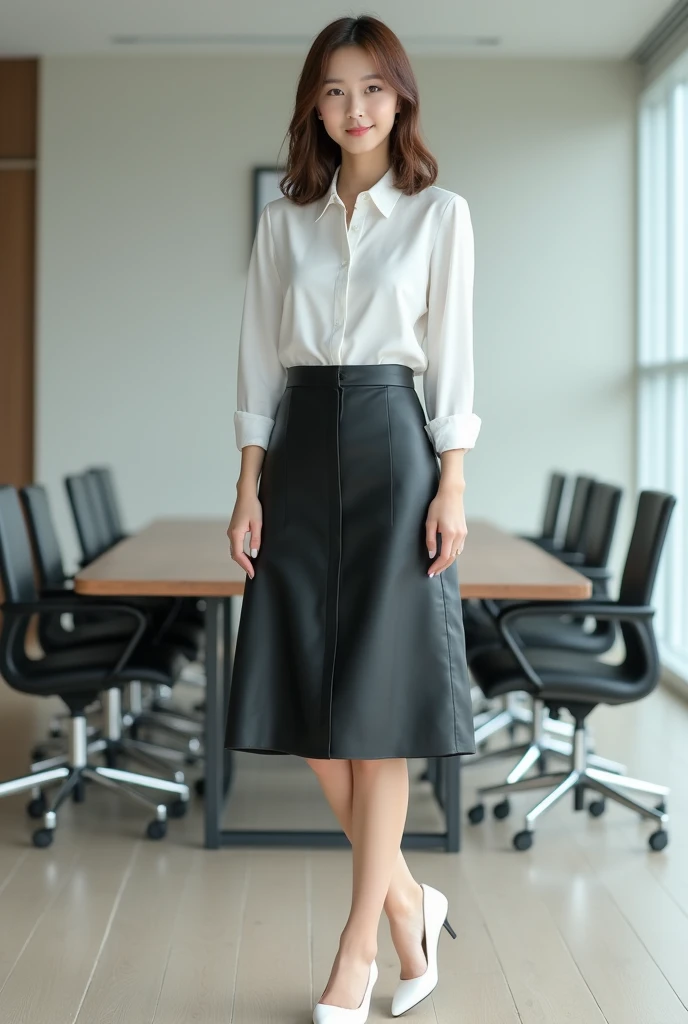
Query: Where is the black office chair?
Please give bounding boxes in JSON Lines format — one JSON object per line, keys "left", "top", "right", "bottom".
{"left": 86, "top": 465, "right": 127, "bottom": 543}
{"left": 20, "top": 482, "right": 205, "bottom": 773}
{"left": 464, "top": 479, "right": 625, "bottom": 781}
{"left": 518, "top": 471, "right": 567, "bottom": 548}
{"left": 86, "top": 465, "right": 206, "bottom": 631}
{"left": 83, "top": 465, "right": 208, "bottom": 725}
{"left": 63, "top": 472, "right": 200, "bottom": 651}
{"left": 64, "top": 472, "right": 109, "bottom": 565}
{"left": 467, "top": 481, "right": 623, "bottom": 658}
{"left": 466, "top": 489, "right": 675, "bottom": 852}
{"left": 541, "top": 474, "right": 596, "bottom": 563}
{"left": 0, "top": 486, "right": 191, "bottom": 847}
{"left": 462, "top": 474, "right": 596, "bottom": 651}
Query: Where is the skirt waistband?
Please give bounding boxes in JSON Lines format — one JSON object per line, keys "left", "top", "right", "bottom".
{"left": 286, "top": 363, "right": 414, "bottom": 389}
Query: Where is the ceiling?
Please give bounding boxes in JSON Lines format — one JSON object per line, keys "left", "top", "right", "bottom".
{"left": 0, "top": 0, "right": 679, "bottom": 60}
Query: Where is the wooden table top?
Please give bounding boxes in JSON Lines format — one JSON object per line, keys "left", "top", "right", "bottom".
{"left": 73, "top": 517, "right": 592, "bottom": 601}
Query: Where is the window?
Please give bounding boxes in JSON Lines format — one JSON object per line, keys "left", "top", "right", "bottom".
{"left": 638, "top": 48, "right": 688, "bottom": 682}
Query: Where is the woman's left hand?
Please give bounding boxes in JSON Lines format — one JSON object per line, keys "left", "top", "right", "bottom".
{"left": 425, "top": 483, "right": 467, "bottom": 577}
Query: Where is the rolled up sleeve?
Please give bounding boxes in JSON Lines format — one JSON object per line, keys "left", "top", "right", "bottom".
{"left": 234, "top": 202, "right": 287, "bottom": 451}
{"left": 423, "top": 194, "right": 482, "bottom": 455}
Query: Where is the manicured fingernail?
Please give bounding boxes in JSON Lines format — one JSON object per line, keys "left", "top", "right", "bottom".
{"left": 428, "top": 572, "right": 435, "bottom": 578}
{"left": 428, "top": 550, "right": 436, "bottom": 558}
{"left": 250, "top": 548, "right": 258, "bottom": 557}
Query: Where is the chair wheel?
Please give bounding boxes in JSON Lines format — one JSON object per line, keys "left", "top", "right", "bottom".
{"left": 493, "top": 799, "right": 510, "bottom": 820}
{"left": 588, "top": 799, "right": 606, "bottom": 817}
{"left": 513, "top": 830, "right": 534, "bottom": 851}
{"left": 194, "top": 777, "right": 205, "bottom": 797}
{"left": 468, "top": 803, "right": 485, "bottom": 824}
{"left": 32, "top": 828, "right": 54, "bottom": 848}
{"left": 649, "top": 829, "right": 668, "bottom": 851}
{"left": 168, "top": 799, "right": 188, "bottom": 819}
{"left": 27, "top": 796, "right": 47, "bottom": 819}
{"left": 146, "top": 819, "right": 167, "bottom": 840}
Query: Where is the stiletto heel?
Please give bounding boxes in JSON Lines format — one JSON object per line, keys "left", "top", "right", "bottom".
{"left": 391, "top": 883, "right": 453, "bottom": 1017}
{"left": 312, "top": 958, "right": 378, "bottom": 1024}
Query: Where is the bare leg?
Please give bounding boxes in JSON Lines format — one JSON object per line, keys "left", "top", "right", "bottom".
{"left": 309, "top": 757, "right": 424, "bottom": 1009}
{"left": 306, "top": 757, "right": 426, "bottom": 981}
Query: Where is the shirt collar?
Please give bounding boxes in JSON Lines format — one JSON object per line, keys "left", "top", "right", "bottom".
{"left": 314, "top": 164, "right": 403, "bottom": 223}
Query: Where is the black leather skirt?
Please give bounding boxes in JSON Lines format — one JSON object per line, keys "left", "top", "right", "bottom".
{"left": 224, "top": 363, "right": 476, "bottom": 759}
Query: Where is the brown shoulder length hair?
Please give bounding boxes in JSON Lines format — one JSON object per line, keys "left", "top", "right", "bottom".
{"left": 277, "top": 15, "right": 438, "bottom": 205}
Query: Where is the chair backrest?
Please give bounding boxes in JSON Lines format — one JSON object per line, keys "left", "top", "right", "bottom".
{"left": 82, "top": 472, "right": 118, "bottom": 549}
{"left": 87, "top": 466, "right": 126, "bottom": 543}
{"left": 0, "top": 486, "right": 39, "bottom": 604}
{"left": 579, "top": 482, "right": 623, "bottom": 569}
{"left": 541, "top": 472, "right": 567, "bottom": 542}
{"left": 19, "top": 484, "right": 68, "bottom": 589}
{"left": 562, "top": 475, "right": 596, "bottom": 553}
{"left": 619, "top": 490, "right": 677, "bottom": 607}
{"left": 64, "top": 474, "right": 109, "bottom": 563}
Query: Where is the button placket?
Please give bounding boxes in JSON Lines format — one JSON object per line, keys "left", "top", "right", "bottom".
{"left": 332, "top": 207, "right": 357, "bottom": 361}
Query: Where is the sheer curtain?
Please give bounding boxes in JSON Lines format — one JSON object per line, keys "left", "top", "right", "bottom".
{"left": 638, "top": 47, "right": 688, "bottom": 682}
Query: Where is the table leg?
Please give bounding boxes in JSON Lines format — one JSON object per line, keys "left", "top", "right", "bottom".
{"left": 444, "top": 756, "right": 461, "bottom": 852}
{"left": 222, "top": 597, "right": 234, "bottom": 798}
{"left": 204, "top": 596, "right": 224, "bottom": 849}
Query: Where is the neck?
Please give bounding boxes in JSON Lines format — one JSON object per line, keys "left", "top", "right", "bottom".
{"left": 337, "top": 151, "right": 391, "bottom": 198}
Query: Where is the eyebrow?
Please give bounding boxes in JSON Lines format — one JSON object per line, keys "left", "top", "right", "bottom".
{"left": 323, "top": 73, "right": 383, "bottom": 84}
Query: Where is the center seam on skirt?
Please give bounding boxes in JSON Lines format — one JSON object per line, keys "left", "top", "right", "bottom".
{"left": 439, "top": 572, "right": 458, "bottom": 750}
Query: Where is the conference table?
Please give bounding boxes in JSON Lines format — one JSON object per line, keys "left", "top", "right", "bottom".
{"left": 74, "top": 517, "right": 592, "bottom": 853}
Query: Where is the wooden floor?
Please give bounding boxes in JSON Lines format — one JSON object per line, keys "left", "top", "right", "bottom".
{"left": 1, "top": 676, "right": 687, "bottom": 1024}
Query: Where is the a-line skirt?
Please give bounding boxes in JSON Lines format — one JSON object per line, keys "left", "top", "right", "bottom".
{"left": 224, "top": 363, "right": 476, "bottom": 760}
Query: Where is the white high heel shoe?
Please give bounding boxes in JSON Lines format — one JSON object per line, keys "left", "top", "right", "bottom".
{"left": 391, "top": 883, "right": 456, "bottom": 1017}
{"left": 312, "top": 958, "right": 378, "bottom": 1024}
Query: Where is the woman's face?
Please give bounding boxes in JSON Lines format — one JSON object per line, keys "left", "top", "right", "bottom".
{"left": 317, "top": 45, "right": 400, "bottom": 156}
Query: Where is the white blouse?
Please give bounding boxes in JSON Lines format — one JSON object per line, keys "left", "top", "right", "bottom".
{"left": 234, "top": 163, "right": 481, "bottom": 455}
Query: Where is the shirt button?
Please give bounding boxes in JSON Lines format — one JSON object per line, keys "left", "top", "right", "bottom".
{"left": 341, "top": 260, "right": 348, "bottom": 267}
{"left": 351, "top": 224, "right": 359, "bottom": 232}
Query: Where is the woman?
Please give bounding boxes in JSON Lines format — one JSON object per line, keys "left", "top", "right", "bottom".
{"left": 226, "top": 14, "right": 480, "bottom": 1023}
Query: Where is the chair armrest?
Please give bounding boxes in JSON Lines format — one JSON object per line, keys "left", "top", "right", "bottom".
{"left": 497, "top": 601, "right": 654, "bottom": 625}
{"left": 488, "top": 601, "right": 654, "bottom": 694}
{"left": 3, "top": 598, "right": 148, "bottom": 675}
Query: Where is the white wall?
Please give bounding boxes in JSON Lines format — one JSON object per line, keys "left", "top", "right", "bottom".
{"left": 37, "top": 55, "right": 640, "bottom": 579}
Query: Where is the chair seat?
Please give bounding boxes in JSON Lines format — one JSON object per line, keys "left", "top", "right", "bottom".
{"left": 18, "top": 641, "right": 186, "bottom": 696}
{"left": 465, "top": 613, "right": 615, "bottom": 656}
{"left": 40, "top": 613, "right": 136, "bottom": 651}
{"left": 468, "top": 645, "right": 635, "bottom": 704}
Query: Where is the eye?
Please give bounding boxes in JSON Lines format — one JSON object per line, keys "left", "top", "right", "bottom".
{"left": 325, "top": 85, "right": 383, "bottom": 96}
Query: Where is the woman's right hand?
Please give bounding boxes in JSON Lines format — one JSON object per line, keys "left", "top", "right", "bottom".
{"left": 227, "top": 489, "right": 263, "bottom": 579}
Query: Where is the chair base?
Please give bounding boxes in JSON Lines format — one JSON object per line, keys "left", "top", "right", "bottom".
{"left": 0, "top": 707, "right": 191, "bottom": 847}
{"left": 466, "top": 695, "right": 627, "bottom": 776}
{"left": 468, "top": 717, "right": 669, "bottom": 851}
